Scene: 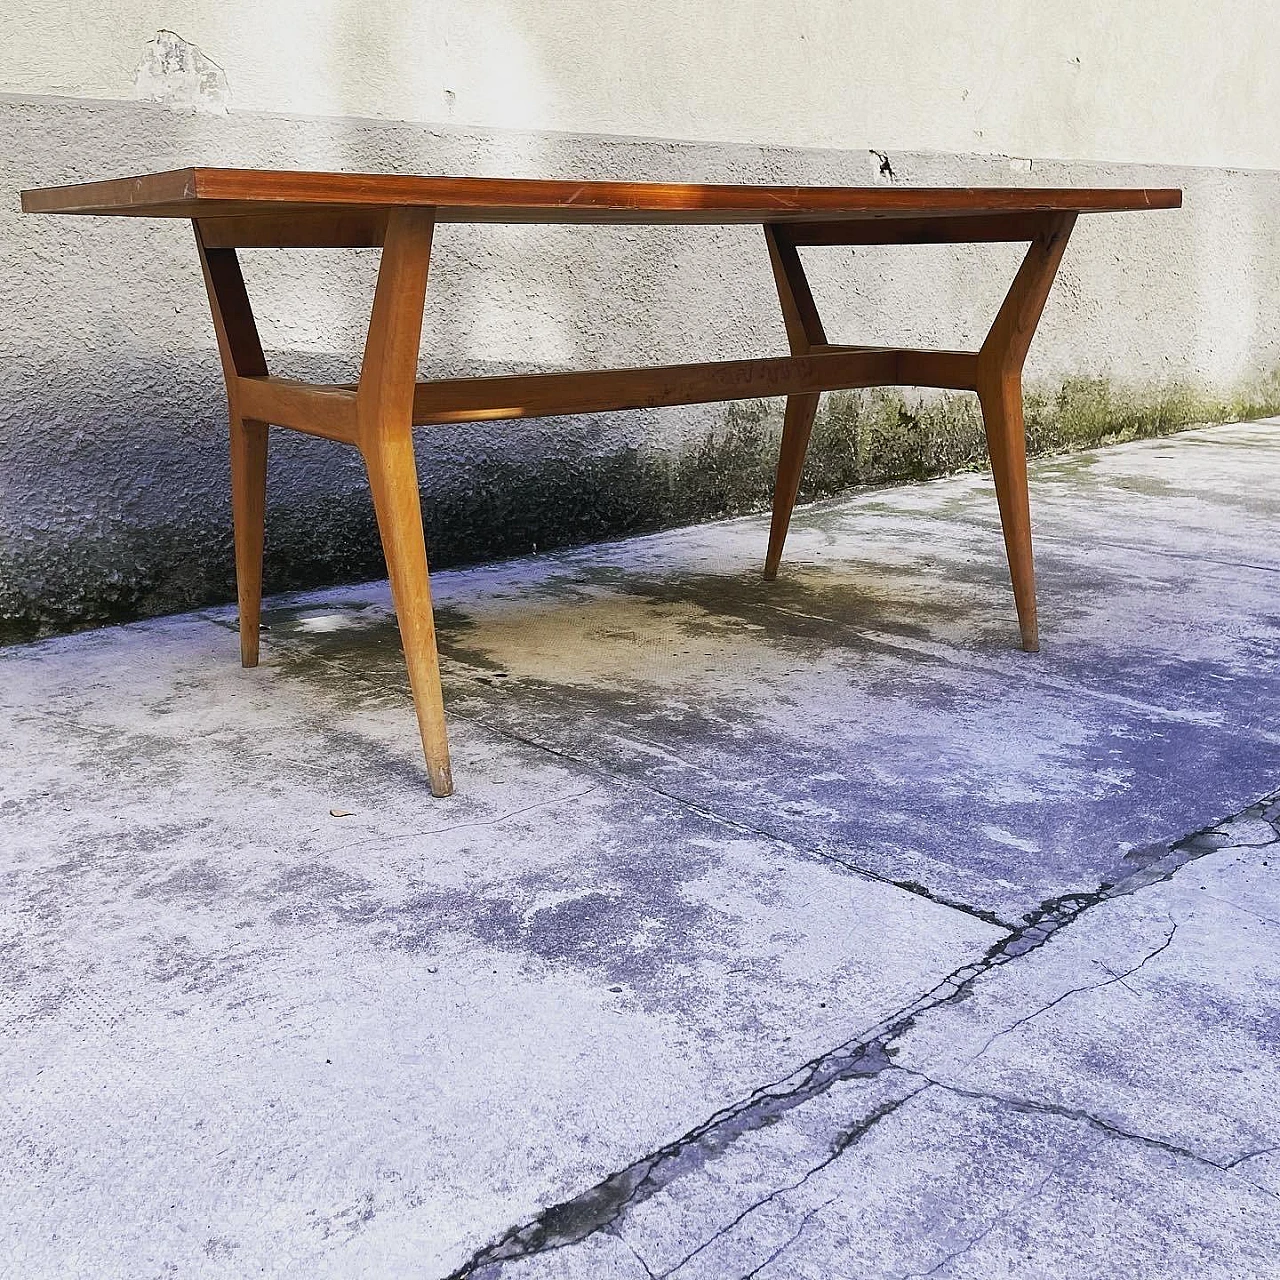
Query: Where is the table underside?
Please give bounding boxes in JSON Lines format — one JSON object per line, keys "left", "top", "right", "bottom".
{"left": 197, "top": 206, "right": 1069, "bottom": 440}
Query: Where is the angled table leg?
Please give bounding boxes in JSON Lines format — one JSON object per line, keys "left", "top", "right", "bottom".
{"left": 765, "top": 391, "right": 822, "bottom": 579}
{"left": 194, "top": 224, "right": 270, "bottom": 667}
{"left": 228, "top": 418, "right": 268, "bottom": 666}
{"left": 357, "top": 208, "right": 454, "bottom": 797}
{"left": 763, "top": 224, "right": 828, "bottom": 580}
{"left": 762, "top": 213, "right": 1076, "bottom": 651}
{"left": 975, "top": 212, "right": 1077, "bottom": 652}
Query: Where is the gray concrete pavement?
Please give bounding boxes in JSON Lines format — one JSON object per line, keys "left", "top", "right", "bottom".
{"left": 2, "top": 421, "right": 1278, "bottom": 1277}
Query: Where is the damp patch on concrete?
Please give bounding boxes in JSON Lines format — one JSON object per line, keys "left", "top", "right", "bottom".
{"left": 220, "top": 421, "right": 1280, "bottom": 924}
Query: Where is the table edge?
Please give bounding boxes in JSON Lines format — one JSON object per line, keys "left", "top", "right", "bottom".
{"left": 20, "top": 167, "right": 1184, "bottom": 219}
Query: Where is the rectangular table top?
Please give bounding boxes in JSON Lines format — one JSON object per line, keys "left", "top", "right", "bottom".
{"left": 21, "top": 167, "right": 1183, "bottom": 225}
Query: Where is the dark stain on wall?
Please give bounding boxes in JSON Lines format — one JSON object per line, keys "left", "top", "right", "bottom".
{"left": 3, "top": 370, "right": 1278, "bottom": 645}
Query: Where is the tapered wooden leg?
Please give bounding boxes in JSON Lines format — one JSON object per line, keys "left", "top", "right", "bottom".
{"left": 362, "top": 429, "right": 453, "bottom": 796}
{"left": 977, "top": 373, "right": 1037, "bottom": 651}
{"left": 975, "top": 212, "right": 1076, "bottom": 652}
{"left": 764, "top": 392, "right": 820, "bottom": 580}
{"left": 356, "top": 206, "right": 453, "bottom": 795}
{"left": 763, "top": 224, "right": 827, "bottom": 580}
{"left": 193, "top": 223, "right": 274, "bottom": 669}
{"left": 229, "top": 415, "right": 268, "bottom": 666}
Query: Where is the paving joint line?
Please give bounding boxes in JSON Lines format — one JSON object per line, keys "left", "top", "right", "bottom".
{"left": 446, "top": 703, "right": 1018, "bottom": 932}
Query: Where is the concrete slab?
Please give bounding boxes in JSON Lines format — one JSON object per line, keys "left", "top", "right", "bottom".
{"left": 2, "top": 421, "right": 1278, "bottom": 1277}
{"left": 495, "top": 1084, "right": 1280, "bottom": 1280}
{"left": 0, "top": 615, "right": 998, "bottom": 1278}
{"left": 465, "top": 809, "right": 1280, "bottom": 1280}
{"left": 895, "top": 824, "right": 1280, "bottom": 1170}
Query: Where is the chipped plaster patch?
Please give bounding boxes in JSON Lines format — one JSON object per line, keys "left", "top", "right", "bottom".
{"left": 134, "top": 30, "right": 229, "bottom": 114}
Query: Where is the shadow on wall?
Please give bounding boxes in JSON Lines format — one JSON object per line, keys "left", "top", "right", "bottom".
{"left": 3, "top": 353, "right": 1277, "bottom": 644}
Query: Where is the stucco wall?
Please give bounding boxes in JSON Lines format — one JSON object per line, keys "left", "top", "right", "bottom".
{"left": 3, "top": 2, "right": 1279, "bottom": 169}
{"left": 2, "top": 9, "right": 1279, "bottom": 640}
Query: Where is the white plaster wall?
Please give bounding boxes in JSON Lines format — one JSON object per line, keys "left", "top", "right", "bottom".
{"left": 2, "top": 1, "right": 1278, "bottom": 170}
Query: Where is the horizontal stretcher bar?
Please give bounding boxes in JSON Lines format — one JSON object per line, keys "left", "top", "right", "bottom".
{"left": 234, "top": 345, "right": 980, "bottom": 442}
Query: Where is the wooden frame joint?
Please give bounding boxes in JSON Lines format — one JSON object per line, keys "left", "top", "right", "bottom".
{"left": 978, "top": 211, "right": 1078, "bottom": 381}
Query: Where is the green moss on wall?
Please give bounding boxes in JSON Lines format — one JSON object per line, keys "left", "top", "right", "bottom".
{"left": 4, "top": 371, "right": 1279, "bottom": 645}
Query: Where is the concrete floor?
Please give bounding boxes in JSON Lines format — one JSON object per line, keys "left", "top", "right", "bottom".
{"left": 2, "top": 421, "right": 1278, "bottom": 1279}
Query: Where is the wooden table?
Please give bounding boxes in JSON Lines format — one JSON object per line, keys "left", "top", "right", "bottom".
{"left": 22, "top": 169, "right": 1181, "bottom": 795}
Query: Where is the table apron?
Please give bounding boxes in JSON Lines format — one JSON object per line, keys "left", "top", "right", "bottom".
{"left": 192, "top": 207, "right": 1070, "bottom": 249}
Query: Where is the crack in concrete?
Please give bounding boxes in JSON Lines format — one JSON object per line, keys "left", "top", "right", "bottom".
{"left": 233, "top": 612, "right": 1020, "bottom": 930}
{"left": 1180, "top": 887, "right": 1280, "bottom": 932}
{"left": 657, "top": 1089, "right": 928, "bottom": 1279}
{"left": 225, "top": 612, "right": 1279, "bottom": 1274}
{"left": 443, "top": 788, "right": 1279, "bottom": 1279}
{"left": 896, "top": 1138, "right": 1097, "bottom": 1279}
{"left": 335, "top": 784, "right": 603, "bottom": 852}
{"left": 900, "top": 1206, "right": 1001, "bottom": 1279}
{"left": 608, "top": 1229, "right": 658, "bottom": 1279}
{"left": 738, "top": 1197, "right": 836, "bottom": 1279}
{"left": 957, "top": 918, "right": 1178, "bottom": 1068}
{"left": 448, "top": 707, "right": 1018, "bottom": 931}
{"left": 906, "top": 1074, "right": 1280, "bottom": 1201}
{"left": 870, "top": 149, "right": 896, "bottom": 179}
{"left": 443, "top": 1041, "right": 912, "bottom": 1280}
{"left": 1225, "top": 1144, "right": 1280, "bottom": 1170}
